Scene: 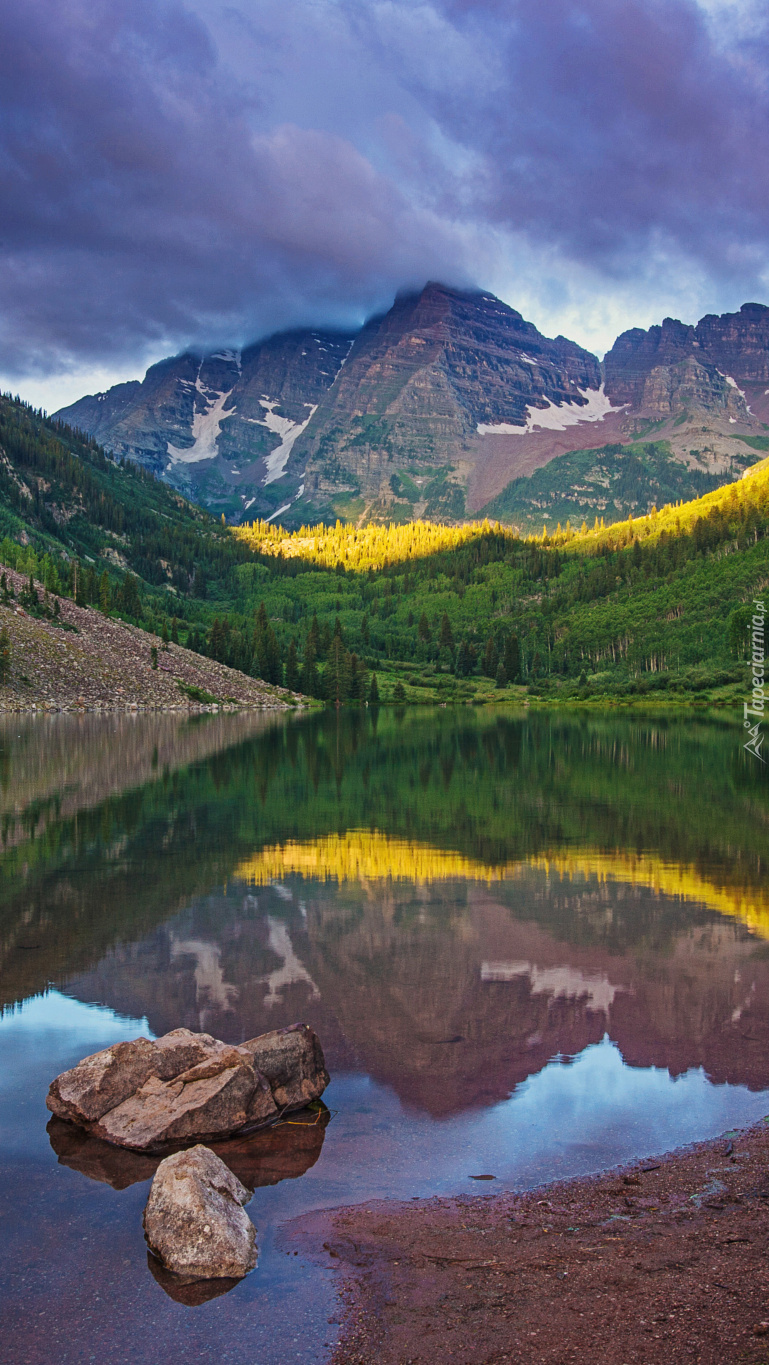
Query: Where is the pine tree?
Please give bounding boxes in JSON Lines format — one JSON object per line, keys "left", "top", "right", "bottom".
{"left": 171, "top": 616, "right": 180, "bottom": 645}
{"left": 285, "top": 638, "right": 300, "bottom": 691}
{"left": 120, "top": 574, "right": 142, "bottom": 619}
{"left": 503, "top": 634, "right": 521, "bottom": 683}
{"left": 455, "top": 640, "right": 475, "bottom": 677}
{"left": 348, "top": 652, "right": 363, "bottom": 701}
{"left": 208, "top": 617, "right": 224, "bottom": 661}
{"left": 482, "top": 636, "right": 499, "bottom": 678}
{"left": 253, "top": 610, "right": 282, "bottom": 684}
{"left": 439, "top": 612, "right": 454, "bottom": 651}
{"left": 301, "top": 637, "right": 320, "bottom": 697}
{"left": 98, "top": 570, "right": 110, "bottom": 615}
{"left": 393, "top": 679, "right": 406, "bottom": 703}
{"left": 495, "top": 661, "right": 508, "bottom": 688}
{"left": 369, "top": 672, "right": 380, "bottom": 704}
{"left": 417, "top": 612, "right": 431, "bottom": 642}
{"left": 324, "top": 634, "right": 351, "bottom": 703}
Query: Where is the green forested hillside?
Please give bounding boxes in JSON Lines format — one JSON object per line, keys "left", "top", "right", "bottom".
{"left": 0, "top": 394, "right": 254, "bottom": 600}
{"left": 1, "top": 393, "right": 767, "bottom": 707}
{"left": 479, "top": 440, "right": 761, "bottom": 532}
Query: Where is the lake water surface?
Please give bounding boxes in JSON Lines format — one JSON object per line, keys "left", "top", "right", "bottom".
{"left": 1, "top": 707, "right": 768, "bottom": 1362}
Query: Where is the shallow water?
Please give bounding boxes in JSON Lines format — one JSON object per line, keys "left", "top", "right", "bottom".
{"left": 1, "top": 707, "right": 768, "bottom": 1362}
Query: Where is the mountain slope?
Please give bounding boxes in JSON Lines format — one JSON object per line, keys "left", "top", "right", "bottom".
{"left": 0, "top": 392, "right": 259, "bottom": 597}
{"left": 57, "top": 329, "right": 356, "bottom": 522}
{"left": 54, "top": 289, "right": 769, "bottom": 532}
{"left": 479, "top": 438, "right": 762, "bottom": 532}
{"left": 289, "top": 282, "right": 604, "bottom": 523}
{"left": 0, "top": 564, "right": 292, "bottom": 711}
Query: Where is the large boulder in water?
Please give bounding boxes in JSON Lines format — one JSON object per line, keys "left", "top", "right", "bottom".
{"left": 46, "top": 1025, "right": 328, "bottom": 1151}
{"left": 143, "top": 1145, "right": 256, "bottom": 1281}
{"left": 241, "top": 1022, "right": 330, "bottom": 1110}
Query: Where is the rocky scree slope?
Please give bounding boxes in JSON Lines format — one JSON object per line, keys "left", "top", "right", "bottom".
{"left": 0, "top": 566, "right": 296, "bottom": 711}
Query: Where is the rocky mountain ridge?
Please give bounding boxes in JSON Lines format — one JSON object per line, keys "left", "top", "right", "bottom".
{"left": 59, "top": 330, "right": 355, "bottom": 523}
{"left": 56, "top": 288, "right": 769, "bottom": 527}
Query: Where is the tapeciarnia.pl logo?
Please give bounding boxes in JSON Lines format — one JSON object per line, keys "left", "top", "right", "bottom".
{"left": 744, "top": 599, "right": 766, "bottom": 763}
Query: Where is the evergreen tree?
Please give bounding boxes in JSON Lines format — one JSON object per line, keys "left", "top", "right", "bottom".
{"left": 98, "top": 570, "right": 110, "bottom": 614}
{"left": 43, "top": 555, "right": 62, "bottom": 595}
{"left": 254, "top": 613, "right": 282, "bottom": 684}
{"left": 495, "top": 661, "right": 508, "bottom": 688}
{"left": 455, "top": 640, "right": 475, "bottom": 677}
{"left": 208, "top": 617, "right": 225, "bottom": 661}
{"left": 171, "top": 616, "right": 180, "bottom": 645}
{"left": 393, "top": 679, "right": 406, "bottom": 703}
{"left": 301, "top": 637, "right": 320, "bottom": 697}
{"left": 306, "top": 613, "right": 320, "bottom": 657}
{"left": 369, "top": 672, "right": 380, "bottom": 704}
{"left": 73, "top": 565, "right": 88, "bottom": 608}
{"left": 482, "top": 636, "right": 499, "bottom": 678}
{"left": 21, "top": 572, "right": 38, "bottom": 609}
{"left": 503, "top": 634, "right": 521, "bottom": 683}
{"left": 348, "top": 652, "right": 364, "bottom": 701}
{"left": 417, "top": 612, "right": 431, "bottom": 642}
{"left": 120, "top": 573, "right": 142, "bottom": 618}
{"left": 324, "top": 634, "right": 351, "bottom": 703}
{"left": 439, "top": 611, "right": 454, "bottom": 651}
{"left": 285, "top": 638, "right": 300, "bottom": 691}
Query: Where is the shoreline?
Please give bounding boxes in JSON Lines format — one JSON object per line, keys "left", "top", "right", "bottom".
{"left": 293, "top": 1119, "right": 769, "bottom": 1364}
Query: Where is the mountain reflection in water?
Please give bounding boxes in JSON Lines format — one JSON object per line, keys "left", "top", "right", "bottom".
{"left": 3, "top": 707, "right": 769, "bottom": 1364}
{"left": 3, "top": 706, "right": 767, "bottom": 1118}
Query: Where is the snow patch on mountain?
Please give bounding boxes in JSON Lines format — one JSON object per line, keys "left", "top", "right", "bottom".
{"left": 477, "top": 384, "right": 624, "bottom": 436}
{"left": 167, "top": 371, "right": 235, "bottom": 464}
{"left": 260, "top": 400, "right": 318, "bottom": 485}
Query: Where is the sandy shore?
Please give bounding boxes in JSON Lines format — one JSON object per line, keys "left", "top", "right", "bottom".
{"left": 294, "top": 1120, "right": 769, "bottom": 1364}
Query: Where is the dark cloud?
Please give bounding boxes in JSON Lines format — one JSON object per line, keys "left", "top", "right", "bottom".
{"left": 408, "top": 0, "right": 769, "bottom": 269}
{"left": 1, "top": 0, "right": 768, "bottom": 378}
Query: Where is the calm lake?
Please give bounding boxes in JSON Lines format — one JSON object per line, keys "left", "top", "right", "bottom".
{"left": 1, "top": 707, "right": 768, "bottom": 1363}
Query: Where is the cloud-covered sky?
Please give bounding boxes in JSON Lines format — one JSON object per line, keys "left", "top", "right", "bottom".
{"left": 2, "top": 0, "right": 769, "bottom": 407}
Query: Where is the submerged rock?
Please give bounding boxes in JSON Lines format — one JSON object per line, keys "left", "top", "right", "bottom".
{"left": 46, "top": 1024, "right": 328, "bottom": 1151}
{"left": 143, "top": 1145, "right": 256, "bottom": 1281}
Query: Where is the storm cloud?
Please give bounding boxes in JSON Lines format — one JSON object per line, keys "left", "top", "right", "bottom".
{"left": 2, "top": 0, "right": 769, "bottom": 388}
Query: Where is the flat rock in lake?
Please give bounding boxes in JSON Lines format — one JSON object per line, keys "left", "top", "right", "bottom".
{"left": 46, "top": 1024, "right": 329, "bottom": 1151}
{"left": 143, "top": 1145, "right": 256, "bottom": 1281}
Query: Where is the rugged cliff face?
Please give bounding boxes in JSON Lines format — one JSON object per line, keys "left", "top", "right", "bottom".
{"left": 604, "top": 302, "right": 769, "bottom": 417}
{"left": 57, "top": 330, "right": 355, "bottom": 522}
{"left": 55, "top": 291, "right": 769, "bottom": 528}
{"left": 290, "top": 281, "right": 603, "bottom": 521}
